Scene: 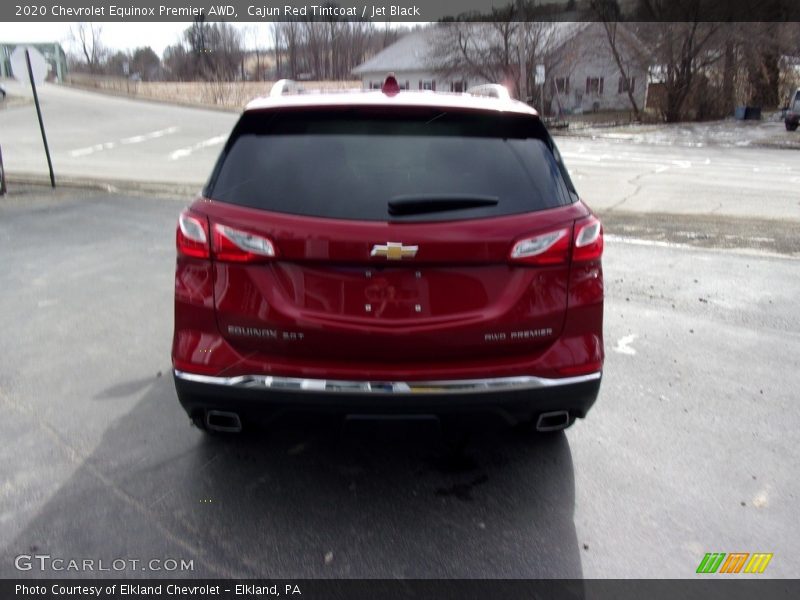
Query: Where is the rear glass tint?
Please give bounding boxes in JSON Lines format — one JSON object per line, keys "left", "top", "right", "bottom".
{"left": 206, "top": 108, "right": 574, "bottom": 221}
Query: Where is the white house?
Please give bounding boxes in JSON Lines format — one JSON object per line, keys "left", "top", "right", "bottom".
{"left": 352, "top": 24, "right": 650, "bottom": 116}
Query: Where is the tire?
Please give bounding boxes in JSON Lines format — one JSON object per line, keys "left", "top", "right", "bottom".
{"left": 786, "top": 121, "right": 798, "bottom": 132}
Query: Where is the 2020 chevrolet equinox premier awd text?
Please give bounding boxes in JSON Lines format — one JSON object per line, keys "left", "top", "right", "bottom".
{"left": 172, "top": 76, "right": 604, "bottom": 434}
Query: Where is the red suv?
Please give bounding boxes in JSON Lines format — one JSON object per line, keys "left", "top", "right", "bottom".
{"left": 172, "top": 77, "right": 604, "bottom": 434}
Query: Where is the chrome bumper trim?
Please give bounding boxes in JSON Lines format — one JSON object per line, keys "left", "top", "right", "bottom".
{"left": 173, "top": 370, "right": 602, "bottom": 395}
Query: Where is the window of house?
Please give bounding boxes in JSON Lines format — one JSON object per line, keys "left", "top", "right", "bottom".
{"left": 451, "top": 80, "right": 467, "bottom": 93}
{"left": 618, "top": 76, "right": 635, "bottom": 94}
{"left": 369, "top": 81, "right": 381, "bottom": 90}
{"left": 420, "top": 80, "right": 435, "bottom": 91}
{"left": 553, "top": 77, "right": 569, "bottom": 95}
{"left": 586, "top": 77, "right": 604, "bottom": 95}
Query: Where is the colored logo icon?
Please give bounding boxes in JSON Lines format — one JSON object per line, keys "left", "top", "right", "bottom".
{"left": 696, "top": 552, "right": 773, "bottom": 574}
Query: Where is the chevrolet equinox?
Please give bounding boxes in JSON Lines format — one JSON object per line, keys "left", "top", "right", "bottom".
{"left": 172, "top": 76, "right": 604, "bottom": 434}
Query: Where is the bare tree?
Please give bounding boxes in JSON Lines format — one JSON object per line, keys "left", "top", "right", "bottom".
{"left": 431, "top": 19, "right": 523, "bottom": 97}
{"left": 163, "top": 44, "right": 191, "bottom": 80}
{"left": 628, "top": 17, "right": 796, "bottom": 120}
{"left": 209, "top": 22, "right": 245, "bottom": 80}
{"left": 776, "top": 22, "right": 800, "bottom": 105}
{"left": 302, "top": 19, "right": 325, "bottom": 78}
{"left": 271, "top": 24, "right": 281, "bottom": 77}
{"left": 518, "top": 21, "right": 567, "bottom": 106}
{"left": 130, "top": 47, "right": 161, "bottom": 81}
{"left": 627, "top": 1, "right": 727, "bottom": 121}
{"left": 70, "top": 22, "right": 106, "bottom": 73}
{"left": 591, "top": 0, "right": 646, "bottom": 119}
{"left": 273, "top": 21, "right": 303, "bottom": 78}
{"left": 271, "top": 20, "right": 401, "bottom": 81}
{"left": 711, "top": 20, "right": 788, "bottom": 115}
{"left": 633, "top": 16, "right": 720, "bottom": 121}
{"left": 244, "top": 26, "right": 265, "bottom": 81}
{"left": 742, "top": 22, "right": 782, "bottom": 108}
{"left": 164, "top": 17, "right": 244, "bottom": 82}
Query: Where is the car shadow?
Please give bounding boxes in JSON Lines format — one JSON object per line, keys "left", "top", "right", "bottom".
{"left": 4, "top": 375, "right": 583, "bottom": 579}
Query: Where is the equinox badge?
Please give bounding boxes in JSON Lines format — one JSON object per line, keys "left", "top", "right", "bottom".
{"left": 370, "top": 242, "right": 418, "bottom": 260}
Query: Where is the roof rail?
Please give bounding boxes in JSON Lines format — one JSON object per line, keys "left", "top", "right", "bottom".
{"left": 270, "top": 79, "right": 304, "bottom": 97}
{"left": 467, "top": 84, "right": 511, "bottom": 100}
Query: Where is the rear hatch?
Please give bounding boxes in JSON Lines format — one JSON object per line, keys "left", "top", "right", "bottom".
{"left": 199, "top": 106, "right": 586, "bottom": 365}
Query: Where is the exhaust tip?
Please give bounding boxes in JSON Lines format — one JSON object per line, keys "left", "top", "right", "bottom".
{"left": 535, "top": 410, "right": 571, "bottom": 432}
{"left": 205, "top": 410, "right": 242, "bottom": 433}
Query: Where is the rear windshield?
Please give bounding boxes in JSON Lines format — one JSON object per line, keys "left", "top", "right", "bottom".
{"left": 206, "top": 108, "right": 575, "bottom": 221}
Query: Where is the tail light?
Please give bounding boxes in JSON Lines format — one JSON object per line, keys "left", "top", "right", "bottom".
{"left": 212, "top": 223, "right": 276, "bottom": 262}
{"left": 176, "top": 210, "right": 277, "bottom": 263}
{"left": 509, "top": 228, "right": 570, "bottom": 265}
{"left": 509, "top": 215, "right": 603, "bottom": 266}
{"left": 572, "top": 215, "right": 603, "bottom": 262}
{"left": 568, "top": 214, "right": 604, "bottom": 309}
{"left": 176, "top": 210, "right": 209, "bottom": 259}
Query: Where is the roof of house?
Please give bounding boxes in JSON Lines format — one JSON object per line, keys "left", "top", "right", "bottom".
{"left": 352, "top": 28, "right": 439, "bottom": 75}
{"left": 546, "top": 22, "right": 653, "bottom": 64}
{"left": 352, "top": 24, "right": 592, "bottom": 77}
{"left": 352, "top": 23, "right": 650, "bottom": 78}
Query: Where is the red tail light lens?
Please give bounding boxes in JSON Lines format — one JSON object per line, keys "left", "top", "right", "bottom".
{"left": 212, "top": 223, "right": 276, "bottom": 262}
{"left": 176, "top": 210, "right": 209, "bottom": 259}
{"left": 510, "top": 228, "right": 570, "bottom": 265}
{"left": 572, "top": 215, "right": 603, "bottom": 262}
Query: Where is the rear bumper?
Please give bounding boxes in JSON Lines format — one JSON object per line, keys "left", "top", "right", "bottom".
{"left": 173, "top": 369, "right": 602, "bottom": 426}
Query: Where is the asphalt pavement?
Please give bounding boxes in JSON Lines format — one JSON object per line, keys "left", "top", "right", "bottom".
{"left": 1, "top": 186, "right": 797, "bottom": 578}
{"left": 0, "top": 79, "right": 237, "bottom": 188}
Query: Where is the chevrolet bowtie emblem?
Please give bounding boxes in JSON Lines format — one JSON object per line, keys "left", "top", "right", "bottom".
{"left": 370, "top": 242, "right": 418, "bottom": 260}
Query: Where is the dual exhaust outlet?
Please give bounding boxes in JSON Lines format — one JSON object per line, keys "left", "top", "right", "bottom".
{"left": 205, "top": 410, "right": 243, "bottom": 433}
{"left": 535, "top": 410, "right": 571, "bottom": 432}
{"left": 202, "top": 409, "right": 571, "bottom": 434}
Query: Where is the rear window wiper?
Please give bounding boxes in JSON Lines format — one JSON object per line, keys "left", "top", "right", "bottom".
{"left": 388, "top": 194, "right": 499, "bottom": 216}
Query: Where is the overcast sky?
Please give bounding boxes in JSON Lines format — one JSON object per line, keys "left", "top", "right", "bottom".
{"left": 3, "top": 22, "right": 418, "bottom": 58}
